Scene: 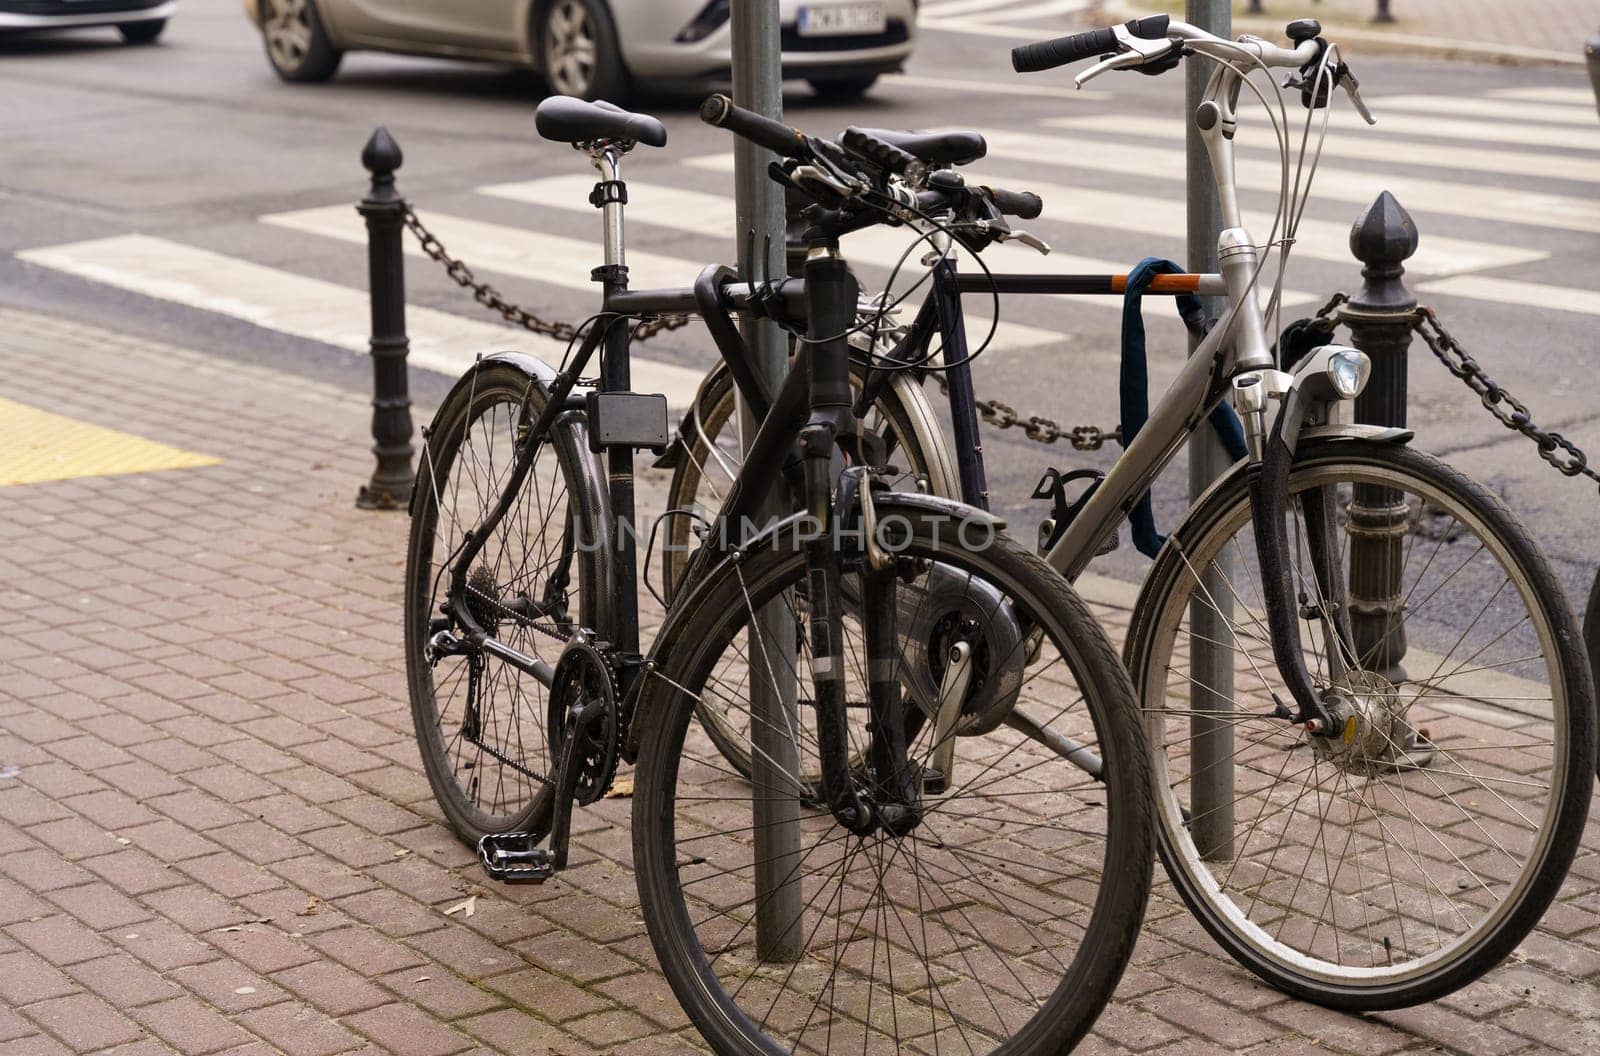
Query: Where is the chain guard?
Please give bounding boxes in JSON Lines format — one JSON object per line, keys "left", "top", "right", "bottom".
{"left": 546, "top": 638, "right": 620, "bottom": 806}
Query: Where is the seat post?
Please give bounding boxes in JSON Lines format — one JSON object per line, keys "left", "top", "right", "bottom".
{"left": 592, "top": 147, "right": 625, "bottom": 269}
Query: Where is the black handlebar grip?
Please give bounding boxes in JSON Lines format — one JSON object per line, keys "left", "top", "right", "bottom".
{"left": 1011, "top": 25, "right": 1116, "bottom": 73}
{"left": 984, "top": 186, "right": 1044, "bottom": 220}
{"left": 698, "top": 94, "right": 809, "bottom": 160}
{"left": 1125, "top": 14, "right": 1170, "bottom": 39}
{"left": 839, "top": 127, "right": 917, "bottom": 176}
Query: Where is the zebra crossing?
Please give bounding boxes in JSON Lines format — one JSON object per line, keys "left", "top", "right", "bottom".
{"left": 12, "top": 80, "right": 1599, "bottom": 409}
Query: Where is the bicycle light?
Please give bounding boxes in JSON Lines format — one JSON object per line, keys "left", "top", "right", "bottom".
{"left": 1293, "top": 345, "right": 1371, "bottom": 402}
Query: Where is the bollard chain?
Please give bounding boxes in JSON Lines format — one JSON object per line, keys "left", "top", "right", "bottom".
{"left": 1304, "top": 291, "right": 1350, "bottom": 334}
{"left": 929, "top": 372, "right": 1118, "bottom": 450}
{"left": 403, "top": 206, "right": 690, "bottom": 342}
{"left": 1413, "top": 306, "right": 1600, "bottom": 493}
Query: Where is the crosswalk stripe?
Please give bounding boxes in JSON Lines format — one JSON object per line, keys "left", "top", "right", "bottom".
{"left": 1372, "top": 94, "right": 1600, "bottom": 127}
{"left": 881, "top": 72, "right": 1110, "bottom": 101}
{"left": 1416, "top": 274, "right": 1600, "bottom": 318}
{"left": 975, "top": 129, "right": 1600, "bottom": 235}
{"left": 486, "top": 171, "right": 1315, "bottom": 309}
{"left": 1490, "top": 86, "right": 1598, "bottom": 106}
{"left": 1048, "top": 113, "right": 1600, "bottom": 185}
{"left": 956, "top": 173, "right": 1544, "bottom": 275}
{"left": 966, "top": 0, "right": 1095, "bottom": 20}
{"left": 1323, "top": 109, "right": 1600, "bottom": 152}
{"left": 15, "top": 235, "right": 705, "bottom": 404}
{"left": 920, "top": 0, "right": 1034, "bottom": 16}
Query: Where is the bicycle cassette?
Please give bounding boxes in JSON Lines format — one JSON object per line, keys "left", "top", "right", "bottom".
{"left": 546, "top": 637, "right": 620, "bottom": 806}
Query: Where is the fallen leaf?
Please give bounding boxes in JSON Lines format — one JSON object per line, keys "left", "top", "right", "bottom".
{"left": 605, "top": 776, "right": 634, "bottom": 799}
{"left": 414, "top": 976, "right": 431, "bottom": 983}
{"left": 392, "top": 849, "right": 410, "bottom": 858}
{"left": 443, "top": 895, "right": 477, "bottom": 919}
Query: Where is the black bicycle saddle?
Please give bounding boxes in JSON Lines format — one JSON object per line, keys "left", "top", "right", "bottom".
{"left": 849, "top": 128, "right": 986, "bottom": 167}
{"left": 535, "top": 96, "right": 668, "bottom": 148}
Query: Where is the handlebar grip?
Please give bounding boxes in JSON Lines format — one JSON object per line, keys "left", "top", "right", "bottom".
{"left": 1011, "top": 26, "right": 1115, "bottom": 73}
{"left": 1011, "top": 15, "right": 1171, "bottom": 73}
{"left": 983, "top": 186, "right": 1043, "bottom": 220}
{"left": 699, "top": 94, "right": 809, "bottom": 160}
{"left": 840, "top": 126, "right": 917, "bottom": 176}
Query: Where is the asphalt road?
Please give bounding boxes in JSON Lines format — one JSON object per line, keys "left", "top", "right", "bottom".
{"left": 2, "top": 0, "right": 1597, "bottom": 612}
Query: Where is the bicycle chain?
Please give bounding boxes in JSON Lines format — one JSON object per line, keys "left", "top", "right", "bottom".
{"left": 403, "top": 206, "right": 691, "bottom": 342}
{"left": 928, "top": 371, "right": 1119, "bottom": 451}
{"left": 1412, "top": 306, "right": 1600, "bottom": 492}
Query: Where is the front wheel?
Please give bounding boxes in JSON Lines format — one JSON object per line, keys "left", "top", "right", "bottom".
{"left": 1128, "top": 439, "right": 1595, "bottom": 1009}
{"left": 633, "top": 512, "right": 1154, "bottom": 1055}
{"left": 117, "top": 20, "right": 165, "bottom": 44}
{"left": 538, "top": 0, "right": 628, "bottom": 101}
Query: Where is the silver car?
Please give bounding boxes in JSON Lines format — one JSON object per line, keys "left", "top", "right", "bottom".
{"left": 0, "top": 0, "right": 174, "bottom": 43}
{"left": 247, "top": 0, "right": 916, "bottom": 101}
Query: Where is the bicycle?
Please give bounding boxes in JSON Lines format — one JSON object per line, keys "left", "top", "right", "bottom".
{"left": 666, "top": 14, "right": 1598, "bottom": 1011}
{"left": 404, "top": 95, "right": 1155, "bottom": 1054}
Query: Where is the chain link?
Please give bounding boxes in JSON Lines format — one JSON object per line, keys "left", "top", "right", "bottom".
{"left": 1413, "top": 306, "right": 1600, "bottom": 491}
{"left": 403, "top": 205, "right": 691, "bottom": 343}
{"left": 929, "top": 372, "right": 1118, "bottom": 450}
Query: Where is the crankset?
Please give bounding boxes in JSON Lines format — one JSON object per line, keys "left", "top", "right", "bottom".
{"left": 477, "top": 636, "right": 619, "bottom": 885}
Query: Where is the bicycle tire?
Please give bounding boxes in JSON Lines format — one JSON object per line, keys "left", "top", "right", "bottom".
{"left": 405, "top": 359, "right": 610, "bottom": 846}
{"left": 633, "top": 509, "right": 1154, "bottom": 1055}
{"left": 1126, "top": 438, "right": 1595, "bottom": 1009}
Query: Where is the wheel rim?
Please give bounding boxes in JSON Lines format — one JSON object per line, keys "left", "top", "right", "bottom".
{"left": 545, "top": 0, "right": 598, "bottom": 97}
{"left": 1142, "top": 456, "right": 1571, "bottom": 989}
{"left": 410, "top": 389, "right": 575, "bottom": 830}
{"left": 263, "top": 0, "right": 313, "bottom": 69}
{"left": 641, "top": 529, "right": 1144, "bottom": 1052}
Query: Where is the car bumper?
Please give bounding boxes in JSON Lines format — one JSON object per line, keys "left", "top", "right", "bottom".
{"left": 0, "top": 0, "right": 174, "bottom": 30}
{"left": 622, "top": 2, "right": 916, "bottom": 81}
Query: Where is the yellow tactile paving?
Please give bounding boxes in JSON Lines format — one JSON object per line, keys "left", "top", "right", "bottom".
{"left": 0, "top": 396, "right": 220, "bottom": 486}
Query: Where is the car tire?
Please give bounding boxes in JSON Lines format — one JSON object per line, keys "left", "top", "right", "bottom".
{"left": 118, "top": 20, "right": 166, "bottom": 45}
{"left": 808, "top": 75, "right": 879, "bottom": 102}
{"left": 260, "top": 0, "right": 342, "bottom": 84}
{"left": 537, "top": 0, "right": 629, "bottom": 102}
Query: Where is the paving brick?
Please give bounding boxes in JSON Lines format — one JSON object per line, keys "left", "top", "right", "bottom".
{"left": 19, "top": 992, "right": 144, "bottom": 1051}
{"left": 45, "top": 881, "right": 153, "bottom": 931}
{"left": 119, "top": 820, "right": 223, "bottom": 864}
{"left": 65, "top": 953, "right": 183, "bottom": 1009}
{"left": 236, "top": 1000, "right": 363, "bottom": 1056}
{"left": 335, "top": 887, "right": 445, "bottom": 939}
{"left": 269, "top": 854, "right": 379, "bottom": 900}
{"left": 83, "top": 848, "right": 185, "bottom": 897}
{"left": 0, "top": 948, "right": 79, "bottom": 1005}
{"left": 8, "top": 914, "right": 118, "bottom": 966}
{"left": 209, "top": 923, "right": 319, "bottom": 974}
{"left": 145, "top": 791, "right": 250, "bottom": 832}
{"left": 2, "top": 847, "right": 97, "bottom": 892}
{"left": 175, "top": 853, "right": 285, "bottom": 900}
{"left": 129, "top": 996, "right": 252, "bottom": 1054}
{"left": 345, "top": 1003, "right": 474, "bottom": 1056}
{"left": 272, "top": 959, "right": 391, "bottom": 1016}
{"left": 309, "top": 926, "right": 429, "bottom": 976}
{"left": 486, "top": 968, "right": 611, "bottom": 1024}
{"left": 458, "top": 1009, "right": 598, "bottom": 1055}
{"left": 378, "top": 965, "right": 505, "bottom": 1021}
{"left": 115, "top": 918, "right": 219, "bottom": 972}
{"left": 140, "top": 883, "right": 253, "bottom": 933}
{"left": 3, "top": 1033, "right": 75, "bottom": 1056}
{"left": 60, "top": 790, "right": 160, "bottom": 831}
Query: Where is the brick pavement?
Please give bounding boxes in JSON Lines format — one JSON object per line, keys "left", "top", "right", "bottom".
{"left": 0, "top": 305, "right": 1598, "bottom": 1055}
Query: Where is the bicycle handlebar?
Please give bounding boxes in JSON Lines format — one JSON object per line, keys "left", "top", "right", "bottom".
{"left": 983, "top": 186, "right": 1044, "bottom": 220}
{"left": 1011, "top": 15, "right": 1168, "bottom": 73}
{"left": 699, "top": 94, "right": 810, "bottom": 161}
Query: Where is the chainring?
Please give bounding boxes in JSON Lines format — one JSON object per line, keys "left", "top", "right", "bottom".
{"left": 546, "top": 637, "right": 620, "bottom": 806}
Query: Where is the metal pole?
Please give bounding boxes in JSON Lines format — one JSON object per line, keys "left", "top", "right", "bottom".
{"left": 357, "top": 127, "right": 415, "bottom": 511}
{"left": 1185, "top": 0, "right": 1234, "bottom": 861}
{"left": 1343, "top": 191, "right": 1418, "bottom": 683}
{"left": 1586, "top": 29, "right": 1600, "bottom": 117}
{"left": 1373, "top": 0, "right": 1395, "bottom": 25}
{"left": 732, "top": 0, "right": 803, "bottom": 963}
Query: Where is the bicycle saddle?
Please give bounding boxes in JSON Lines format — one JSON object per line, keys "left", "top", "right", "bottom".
{"left": 535, "top": 96, "right": 667, "bottom": 148}
{"left": 848, "top": 127, "right": 986, "bottom": 167}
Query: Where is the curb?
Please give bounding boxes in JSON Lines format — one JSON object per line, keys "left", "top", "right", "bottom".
{"left": 1099, "top": 1, "right": 1586, "bottom": 69}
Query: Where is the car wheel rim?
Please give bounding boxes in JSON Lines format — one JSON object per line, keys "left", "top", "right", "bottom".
{"left": 545, "top": 0, "right": 598, "bottom": 97}
{"left": 264, "top": 0, "right": 313, "bottom": 69}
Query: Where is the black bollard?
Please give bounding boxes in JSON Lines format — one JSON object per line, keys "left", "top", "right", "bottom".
{"left": 1373, "top": 0, "right": 1395, "bottom": 24}
{"left": 1587, "top": 29, "right": 1600, "bottom": 118}
{"left": 356, "top": 127, "right": 416, "bottom": 511}
{"left": 1342, "top": 191, "right": 1418, "bottom": 682}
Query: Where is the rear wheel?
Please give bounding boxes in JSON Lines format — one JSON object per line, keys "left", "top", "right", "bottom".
{"left": 539, "top": 0, "right": 628, "bottom": 102}
{"left": 1127, "top": 440, "right": 1595, "bottom": 1008}
{"left": 117, "top": 20, "right": 165, "bottom": 45}
{"left": 633, "top": 514, "right": 1153, "bottom": 1055}
{"left": 261, "top": 0, "right": 342, "bottom": 83}
{"left": 405, "top": 363, "right": 599, "bottom": 846}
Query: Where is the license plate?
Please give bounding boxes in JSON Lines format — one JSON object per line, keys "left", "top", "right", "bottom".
{"left": 797, "top": 3, "right": 888, "bottom": 37}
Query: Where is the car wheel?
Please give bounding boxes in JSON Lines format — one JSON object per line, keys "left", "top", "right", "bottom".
{"left": 117, "top": 19, "right": 166, "bottom": 45}
{"left": 261, "top": 0, "right": 342, "bottom": 83}
{"left": 808, "top": 75, "right": 879, "bottom": 102}
{"left": 539, "top": 0, "right": 628, "bottom": 102}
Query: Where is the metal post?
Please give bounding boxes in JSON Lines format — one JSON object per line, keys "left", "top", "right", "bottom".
{"left": 732, "top": 0, "right": 803, "bottom": 963}
{"left": 356, "top": 127, "right": 415, "bottom": 511}
{"left": 1246, "top": 0, "right": 1264, "bottom": 15}
{"left": 1343, "top": 191, "right": 1417, "bottom": 682}
{"left": 1373, "top": 0, "right": 1395, "bottom": 24}
{"left": 1185, "top": 0, "right": 1234, "bottom": 861}
{"left": 1586, "top": 29, "right": 1600, "bottom": 117}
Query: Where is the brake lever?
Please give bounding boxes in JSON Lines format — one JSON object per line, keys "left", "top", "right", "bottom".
{"left": 1340, "top": 67, "right": 1376, "bottom": 125}
{"left": 998, "top": 229, "right": 1051, "bottom": 255}
{"left": 1073, "top": 50, "right": 1144, "bottom": 88}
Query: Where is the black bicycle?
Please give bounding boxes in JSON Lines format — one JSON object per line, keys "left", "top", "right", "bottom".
{"left": 405, "top": 95, "right": 1154, "bottom": 1055}
{"left": 663, "top": 15, "right": 1597, "bottom": 1013}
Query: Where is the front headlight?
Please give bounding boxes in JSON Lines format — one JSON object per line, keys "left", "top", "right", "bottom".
{"left": 1325, "top": 347, "right": 1371, "bottom": 399}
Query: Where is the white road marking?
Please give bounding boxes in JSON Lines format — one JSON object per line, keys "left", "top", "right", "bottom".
{"left": 1417, "top": 274, "right": 1600, "bottom": 318}
{"left": 489, "top": 170, "right": 1314, "bottom": 310}
{"left": 975, "top": 129, "right": 1600, "bottom": 234}
{"left": 1049, "top": 112, "right": 1600, "bottom": 185}
{"left": 1490, "top": 86, "right": 1598, "bottom": 106}
{"left": 1325, "top": 109, "right": 1600, "bottom": 152}
{"left": 1372, "top": 94, "right": 1600, "bottom": 127}
{"left": 15, "top": 235, "right": 705, "bottom": 403}
{"left": 880, "top": 72, "right": 1110, "bottom": 101}
{"left": 921, "top": 0, "right": 1038, "bottom": 16}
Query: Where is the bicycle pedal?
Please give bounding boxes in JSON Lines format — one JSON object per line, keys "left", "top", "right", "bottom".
{"left": 477, "top": 832, "right": 556, "bottom": 884}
